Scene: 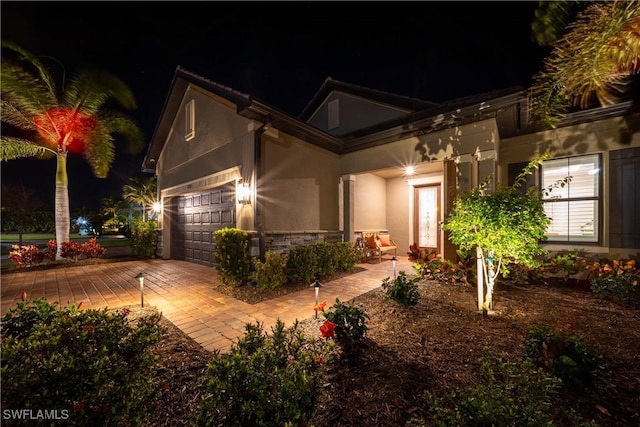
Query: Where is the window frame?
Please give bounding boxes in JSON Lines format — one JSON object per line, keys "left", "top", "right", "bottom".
{"left": 540, "top": 153, "right": 602, "bottom": 244}
{"left": 185, "top": 99, "right": 195, "bottom": 141}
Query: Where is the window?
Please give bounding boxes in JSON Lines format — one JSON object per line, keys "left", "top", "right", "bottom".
{"left": 541, "top": 154, "right": 601, "bottom": 243}
{"left": 185, "top": 99, "right": 195, "bottom": 141}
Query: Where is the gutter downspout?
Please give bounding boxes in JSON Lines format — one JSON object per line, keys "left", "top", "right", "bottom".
{"left": 254, "top": 118, "right": 270, "bottom": 261}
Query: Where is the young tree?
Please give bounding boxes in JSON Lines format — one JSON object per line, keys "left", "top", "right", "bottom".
{"left": 442, "top": 156, "right": 561, "bottom": 313}
{"left": 0, "top": 42, "right": 144, "bottom": 259}
{"left": 122, "top": 176, "right": 157, "bottom": 221}
{"left": 529, "top": 1, "right": 640, "bottom": 127}
{"left": 0, "top": 182, "right": 44, "bottom": 244}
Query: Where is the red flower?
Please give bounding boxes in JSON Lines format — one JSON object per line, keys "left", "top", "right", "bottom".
{"left": 315, "top": 355, "right": 325, "bottom": 365}
{"left": 314, "top": 301, "right": 327, "bottom": 313}
{"left": 319, "top": 320, "right": 336, "bottom": 338}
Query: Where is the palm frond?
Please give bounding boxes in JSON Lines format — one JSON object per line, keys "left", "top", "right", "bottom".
{"left": 0, "top": 136, "right": 56, "bottom": 161}
{"left": 64, "top": 69, "right": 137, "bottom": 113}
{"left": 531, "top": 0, "right": 583, "bottom": 47}
{"left": 529, "top": 1, "right": 640, "bottom": 127}
{"left": 84, "top": 126, "right": 116, "bottom": 178}
{"left": 99, "top": 112, "right": 145, "bottom": 154}
{"left": 1, "top": 61, "right": 57, "bottom": 115}
{"left": 0, "top": 99, "right": 38, "bottom": 131}
{"left": 1, "top": 41, "right": 58, "bottom": 96}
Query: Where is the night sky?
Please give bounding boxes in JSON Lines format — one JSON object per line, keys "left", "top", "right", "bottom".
{"left": 1, "top": 1, "right": 548, "bottom": 210}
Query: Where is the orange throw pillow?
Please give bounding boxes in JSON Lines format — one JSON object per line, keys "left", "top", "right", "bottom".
{"left": 378, "top": 234, "right": 391, "bottom": 247}
{"left": 365, "top": 235, "right": 379, "bottom": 249}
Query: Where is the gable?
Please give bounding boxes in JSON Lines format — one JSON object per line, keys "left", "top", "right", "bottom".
{"left": 305, "top": 90, "right": 415, "bottom": 136}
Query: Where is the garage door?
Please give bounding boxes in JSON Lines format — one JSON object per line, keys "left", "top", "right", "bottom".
{"left": 171, "top": 183, "right": 235, "bottom": 265}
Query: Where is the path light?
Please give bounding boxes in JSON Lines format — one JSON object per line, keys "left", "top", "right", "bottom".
{"left": 135, "top": 272, "right": 145, "bottom": 307}
{"left": 392, "top": 256, "right": 397, "bottom": 279}
{"left": 310, "top": 278, "right": 323, "bottom": 319}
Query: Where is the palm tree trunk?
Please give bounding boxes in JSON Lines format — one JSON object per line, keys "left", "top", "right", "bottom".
{"left": 54, "top": 153, "right": 70, "bottom": 260}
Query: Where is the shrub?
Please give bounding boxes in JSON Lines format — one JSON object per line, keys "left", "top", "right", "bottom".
{"left": 409, "top": 245, "right": 471, "bottom": 284}
{"left": 81, "top": 237, "right": 107, "bottom": 258}
{"left": 213, "top": 227, "right": 251, "bottom": 286}
{"left": 45, "top": 239, "right": 57, "bottom": 260}
{"left": 381, "top": 271, "right": 421, "bottom": 307}
{"left": 286, "top": 243, "right": 318, "bottom": 285}
{"left": 130, "top": 219, "right": 158, "bottom": 258}
{"left": 8, "top": 244, "right": 45, "bottom": 268}
{"left": 313, "top": 241, "right": 339, "bottom": 277}
{"left": 1, "top": 297, "right": 163, "bottom": 426}
{"left": 588, "top": 258, "right": 639, "bottom": 304}
{"left": 323, "top": 298, "right": 369, "bottom": 354}
{"left": 192, "top": 319, "right": 332, "bottom": 426}
{"left": 61, "top": 240, "right": 83, "bottom": 261}
{"left": 252, "top": 250, "right": 287, "bottom": 289}
{"left": 334, "top": 241, "right": 360, "bottom": 272}
{"left": 412, "top": 351, "right": 562, "bottom": 427}
{"left": 522, "top": 325, "right": 600, "bottom": 390}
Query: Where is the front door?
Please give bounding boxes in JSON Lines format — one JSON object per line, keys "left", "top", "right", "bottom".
{"left": 414, "top": 184, "right": 441, "bottom": 254}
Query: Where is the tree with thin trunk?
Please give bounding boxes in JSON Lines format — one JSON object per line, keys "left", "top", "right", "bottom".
{"left": 0, "top": 41, "right": 144, "bottom": 259}
{"left": 122, "top": 177, "right": 157, "bottom": 221}
{"left": 529, "top": 1, "right": 640, "bottom": 128}
{"left": 442, "top": 156, "right": 565, "bottom": 313}
{"left": 1, "top": 182, "right": 44, "bottom": 245}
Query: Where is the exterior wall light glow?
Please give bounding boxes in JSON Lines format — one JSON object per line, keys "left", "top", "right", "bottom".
{"left": 152, "top": 201, "right": 162, "bottom": 212}
{"left": 237, "top": 180, "right": 251, "bottom": 205}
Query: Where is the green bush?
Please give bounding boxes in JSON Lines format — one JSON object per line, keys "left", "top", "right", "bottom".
{"left": 312, "top": 241, "right": 339, "bottom": 277}
{"left": 252, "top": 250, "right": 287, "bottom": 289}
{"left": 1, "top": 297, "right": 163, "bottom": 426}
{"left": 411, "top": 351, "right": 562, "bottom": 427}
{"left": 286, "top": 243, "right": 318, "bottom": 284}
{"left": 213, "top": 227, "right": 251, "bottom": 286}
{"left": 323, "top": 298, "right": 369, "bottom": 354}
{"left": 591, "top": 274, "right": 640, "bottom": 304}
{"left": 334, "top": 241, "right": 360, "bottom": 272}
{"left": 130, "top": 219, "right": 158, "bottom": 258}
{"left": 522, "top": 326, "right": 600, "bottom": 390}
{"left": 381, "top": 271, "right": 421, "bottom": 307}
{"left": 192, "top": 319, "right": 332, "bottom": 426}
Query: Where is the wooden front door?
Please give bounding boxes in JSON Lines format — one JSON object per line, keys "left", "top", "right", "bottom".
{"left": 414, "top": 184, "right": 441, "bottom": 254}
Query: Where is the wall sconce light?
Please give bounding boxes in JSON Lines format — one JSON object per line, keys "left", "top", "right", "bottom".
{"left": 152, "top": 201, "right": 162, "bottom": 213}
{"left": 237, "top": 179, "right": 251, "bottom": 205}
{"left": 135, "top": 272, "right": 145, "bottom": 307}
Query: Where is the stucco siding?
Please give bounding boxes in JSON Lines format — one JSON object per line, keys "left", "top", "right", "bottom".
{"left": 262, "top": 133, "right": 340, "bottom": 231}
{"left": 353, "top": 173, "right": 387, "bottom": 231}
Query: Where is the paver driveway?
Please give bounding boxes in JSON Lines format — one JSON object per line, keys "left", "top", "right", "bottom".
{"left": 1, "top": 257, "right": 411, "bottom": 352}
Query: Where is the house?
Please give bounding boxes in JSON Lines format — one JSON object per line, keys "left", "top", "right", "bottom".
{"left": 142, "top": 66, "right": 639, "bottom": 266}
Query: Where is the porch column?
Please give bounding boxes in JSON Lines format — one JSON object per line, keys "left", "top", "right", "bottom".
{"left": 442, "top": 159, "right": 457, "bottom": 263}
{"left": 342, "top": 174, "right": 356, "bottom": 243}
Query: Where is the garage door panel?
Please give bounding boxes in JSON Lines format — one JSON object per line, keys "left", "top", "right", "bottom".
{"left": 171, "top": 183, "right": 235, "bottom": 266}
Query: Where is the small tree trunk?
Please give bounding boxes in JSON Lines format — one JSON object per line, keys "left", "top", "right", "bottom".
{"left": 476, "top": 246, "right": 484, "bottom": 311}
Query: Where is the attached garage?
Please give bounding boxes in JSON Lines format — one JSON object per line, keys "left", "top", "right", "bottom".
{"left": 170, "top": 183, "right": 236, "bottom": 266}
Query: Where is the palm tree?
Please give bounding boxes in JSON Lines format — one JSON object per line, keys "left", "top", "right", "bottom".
{"left": 0, "top": 41, "right": 144, "bottom": 259}
{"left": 529, "top": 1, "right": 640, "bottom": 128}
{"left": 122, "top": 176, "right": 157, "bottom": 221}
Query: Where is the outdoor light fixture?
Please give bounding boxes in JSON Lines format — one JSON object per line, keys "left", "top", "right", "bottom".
{"left": 135, "top": 272, "right": 145, "bottom": 307}
{"left": 152, "top": 201, "right": 162, "bottom": 213}
{"left": 392, "top": 256, "right": 397, "bottom": 279}
{"left": 237, "top": 179, "right": 251, "bottom": 205}
{"left": 311, "top": 278, "right": 323, "bottom": 319}
{"left": 405, "top": 166, "right": 415, "bottom": 176}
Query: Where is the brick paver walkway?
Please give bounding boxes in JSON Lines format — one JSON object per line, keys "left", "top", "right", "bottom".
{"left": 1, "top": 257, "right": 412, "bottom": 352}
